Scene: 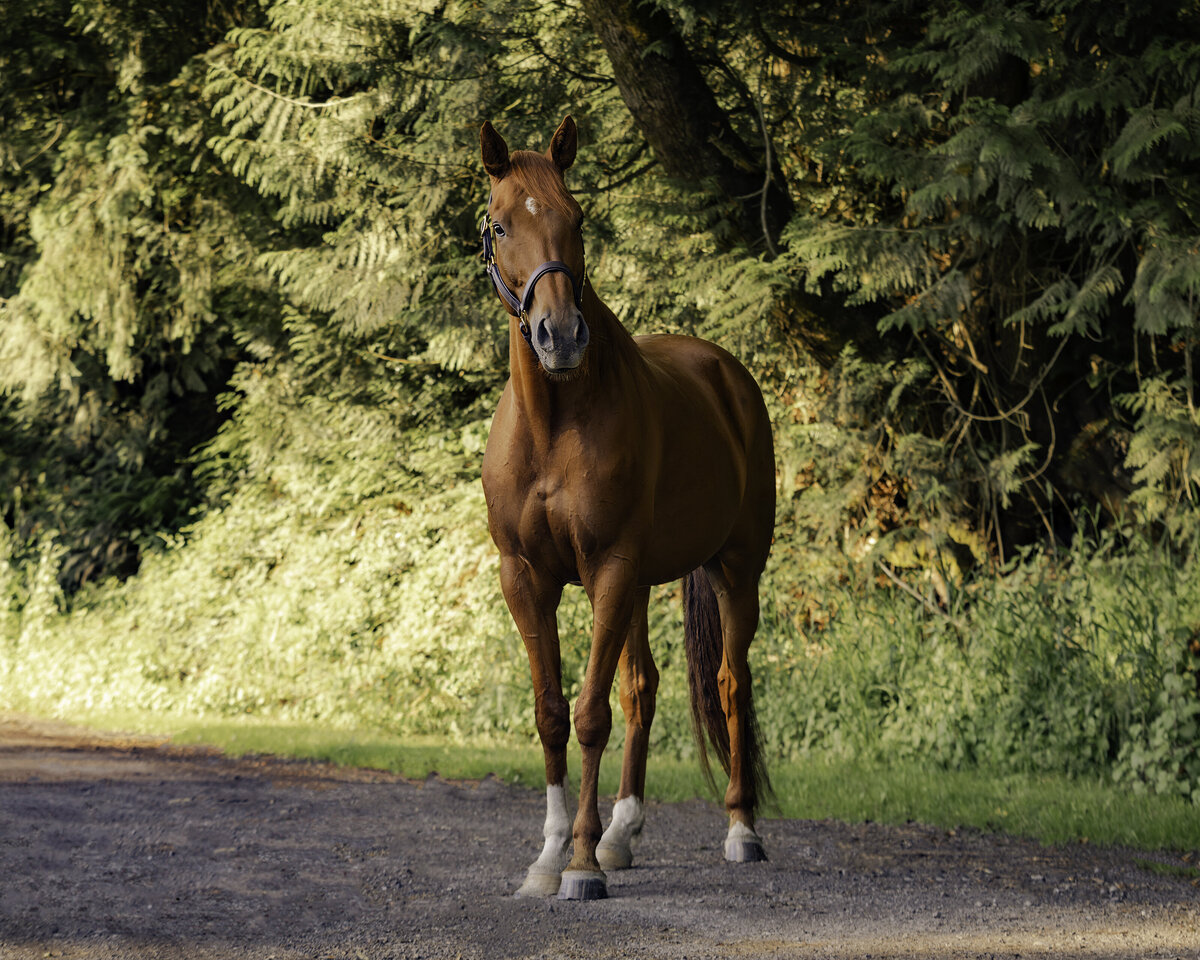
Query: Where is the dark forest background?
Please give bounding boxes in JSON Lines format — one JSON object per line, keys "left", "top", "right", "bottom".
{"left": 2, "top": 0, "right": 1199, "bottom": 800}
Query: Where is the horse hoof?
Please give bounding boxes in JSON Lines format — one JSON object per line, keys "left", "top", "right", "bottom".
{"left": 595, "top": 841, "right": 632, "bottom": 870}
{"left": 724, "top": 837, "right": 768, "bottom": 862}
{"left": 515, "top": 870, "right": 562, "bottom": 897}
{"left": 556, "top": 869, "right": 608, "bottom": 900}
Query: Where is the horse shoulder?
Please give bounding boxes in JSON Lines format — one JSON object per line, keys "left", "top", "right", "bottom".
{"left": 482, "top": 387, "right": 531, "bottom": 531}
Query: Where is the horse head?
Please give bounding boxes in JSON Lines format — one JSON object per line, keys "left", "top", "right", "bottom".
{"left": 480, "top": 116, "right": 590, "bottom": 376}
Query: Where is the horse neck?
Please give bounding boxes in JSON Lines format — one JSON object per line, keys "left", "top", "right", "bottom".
{"left": 507, "top": 284, "right": 642, "bottom": 436}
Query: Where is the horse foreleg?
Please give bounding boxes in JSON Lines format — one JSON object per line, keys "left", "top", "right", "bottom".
{"left": 713, "top": 573, "right": 769, "bottom": 863}
{"left": 597, "top": 586, "right": 655, "bottom": 870}
{"left": 518, "top": 776, "right": 573, "bottom": 896}
{"left": 559, "top": 560, "right": 636, "bottom": 900}
{"left": 500, "top": 557, "right": 572, "bottom": 897}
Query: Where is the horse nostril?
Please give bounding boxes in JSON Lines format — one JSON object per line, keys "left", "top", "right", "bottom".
{"left": 574, "top": 314, "right": 589, "bottom": 349}
{"left": 534, "top": 317, "right": 554, "bottom": 350}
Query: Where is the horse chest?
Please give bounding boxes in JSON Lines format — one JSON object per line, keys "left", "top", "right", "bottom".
{"left": 525, "top": 461, "right": 635, "bottom": 551}
{"left": 485, "top": 441, "right": 640, "bottom": 577}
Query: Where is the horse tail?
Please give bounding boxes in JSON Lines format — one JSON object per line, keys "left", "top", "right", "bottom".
{"left": 684, "top": 568, "right": 773, "bottom": 809}
{"left": 684, "top": 568, "right": 731, "bottom": 794}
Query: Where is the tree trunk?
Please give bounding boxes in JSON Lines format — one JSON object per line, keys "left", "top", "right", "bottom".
{"left": 580, "top": 0, "right": 889, "bottom": 365}
{"left": 579, "top": 0, "right": 791, "bottom": 250}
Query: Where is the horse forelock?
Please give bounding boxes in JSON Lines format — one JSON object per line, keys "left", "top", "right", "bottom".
{"left": 505, "top": 151, "right": 581, "bottom": 222}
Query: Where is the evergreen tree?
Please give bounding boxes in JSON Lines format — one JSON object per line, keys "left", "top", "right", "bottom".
{"left": 1, "top": 0, "right": 273, "bottom": 585}
{"left": 3, "top": 0, "right": 1200, "bottom": 585}
{"left": 768, "top": 0, "right": 1200, "bottom": 550}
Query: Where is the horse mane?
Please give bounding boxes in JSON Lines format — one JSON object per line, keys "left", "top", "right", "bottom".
{"left": 507, "top": 150, "right": 582, "bottom": 222}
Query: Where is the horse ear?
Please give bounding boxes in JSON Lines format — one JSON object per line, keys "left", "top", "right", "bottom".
{"left": 547, "top": 115, "right": 577, "bottom": 175}
{"left": 480, "top": 121, "right": 510, "bottom": 179}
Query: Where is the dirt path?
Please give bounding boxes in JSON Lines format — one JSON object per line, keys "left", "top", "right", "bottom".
{"left": 1, "top": 715, "right": 1198, "bottom": 959}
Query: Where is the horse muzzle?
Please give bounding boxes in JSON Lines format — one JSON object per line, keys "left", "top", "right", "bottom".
{"left": 530, "top": 309, "right": 590, "bottom": 373}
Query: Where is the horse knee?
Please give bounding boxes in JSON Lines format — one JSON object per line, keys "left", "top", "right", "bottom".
{"left": 573, "top": 695, "right": 612, "bottom": 748}
{"left": 535, "top": 694, "right": 570, "bottom": 749}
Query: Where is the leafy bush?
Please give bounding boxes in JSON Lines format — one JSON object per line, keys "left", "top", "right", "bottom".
{"left": 747, "top": 528, "right": 1200, "bottom": 801}
{"left": 5, "top": 451, "right": 1199, "bottom": 802}
{"left": 1116, "top": 669, "right": 1200, "bottom": 802}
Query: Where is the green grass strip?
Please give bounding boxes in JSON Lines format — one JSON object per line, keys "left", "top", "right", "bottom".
{"left": 13, "top": 707, "right": 1200, "bottom": 854}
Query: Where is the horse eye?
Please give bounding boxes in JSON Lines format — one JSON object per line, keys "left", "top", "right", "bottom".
{"left": 494, "top": 223, "right": 506, "bottom": 237}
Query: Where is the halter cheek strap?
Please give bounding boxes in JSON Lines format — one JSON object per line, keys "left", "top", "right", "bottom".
{"left": 480, "top": 212, "right": 586, "bottom": 348}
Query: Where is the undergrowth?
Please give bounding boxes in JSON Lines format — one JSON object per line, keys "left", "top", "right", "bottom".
{"left": 3, "top": 482, "right": 1198, "bottom": 804}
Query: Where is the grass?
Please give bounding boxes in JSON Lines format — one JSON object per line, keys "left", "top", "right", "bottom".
{"left": 1132, "top": 857, "right": 1200, "bottom": 880}
{"left": 13, "top": 705, "right": 1200, "bottom": 856}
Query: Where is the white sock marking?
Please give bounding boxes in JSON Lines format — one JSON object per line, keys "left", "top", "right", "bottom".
{"left": 726, "top": 820, "right": 759, "bottom": 843}
{"left": 599, "top": 795, "right": 644, "bottom": 854}
{"left": 529, "top": 778, "right": 571, "bottom": 875}
{"left": 724, "top": 819, "right": 763, "bottom": 859}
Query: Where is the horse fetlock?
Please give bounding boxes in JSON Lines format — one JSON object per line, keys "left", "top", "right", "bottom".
{"left": 724, "top": 779, "right": 756, "bottom": 815}
{"left": 571, "top": 821, "right": 603, "bottom": 854}
{"left": 542, "top": 781, "right": 571, "bottom": 839}
{"left": 530, "top": 835, "right": 570, "bottom": 873}
{"left": 609, "top": 795, "right": 645, "bottom": 834}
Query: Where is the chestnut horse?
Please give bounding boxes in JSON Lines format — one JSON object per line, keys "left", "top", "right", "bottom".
{"left": 479, "top": 116, "right": 775, "bottom": 900}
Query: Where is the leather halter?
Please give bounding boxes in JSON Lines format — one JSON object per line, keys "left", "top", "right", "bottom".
{"left": 480, "top": 208, "right": 586, "bottom": 348}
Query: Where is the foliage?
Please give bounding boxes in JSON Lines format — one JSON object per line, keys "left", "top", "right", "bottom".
{"left": 757, "top": 529, "right": 1200, "bottom": 784}
{"left": 2, "top": 0, "right": 1199, "bottom": 802}
{"left": 1116, "top": 671, "right": 1200, "bottom": 803}
{"left": 6, "top": 497, "right": 1200, "bottom": 801}
{"left": 758, "top": 0, "right": 1200, "bottom": 551}
{"left": 0, "top": 0, "right": 277, "bottom": 587}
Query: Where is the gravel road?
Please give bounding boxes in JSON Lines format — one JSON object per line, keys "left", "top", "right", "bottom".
{"left": 1, "top": 715, "right": 1198, "bottom": 959}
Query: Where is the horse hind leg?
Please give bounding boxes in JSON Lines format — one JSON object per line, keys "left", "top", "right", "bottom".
{"left": 709, "top": 564, "right": 769, "bottom": 863}
{"left": 597, "top": 587, "right": 656, "bottom": 870}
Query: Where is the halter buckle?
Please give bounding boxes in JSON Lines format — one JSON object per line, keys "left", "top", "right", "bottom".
{"left": 480, "top": 214, "right": 497, "bottom": 266}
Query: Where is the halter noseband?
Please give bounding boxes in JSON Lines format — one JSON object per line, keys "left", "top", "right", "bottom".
{"left": 480, "top": 209, "right": 586, "bottom": 348}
